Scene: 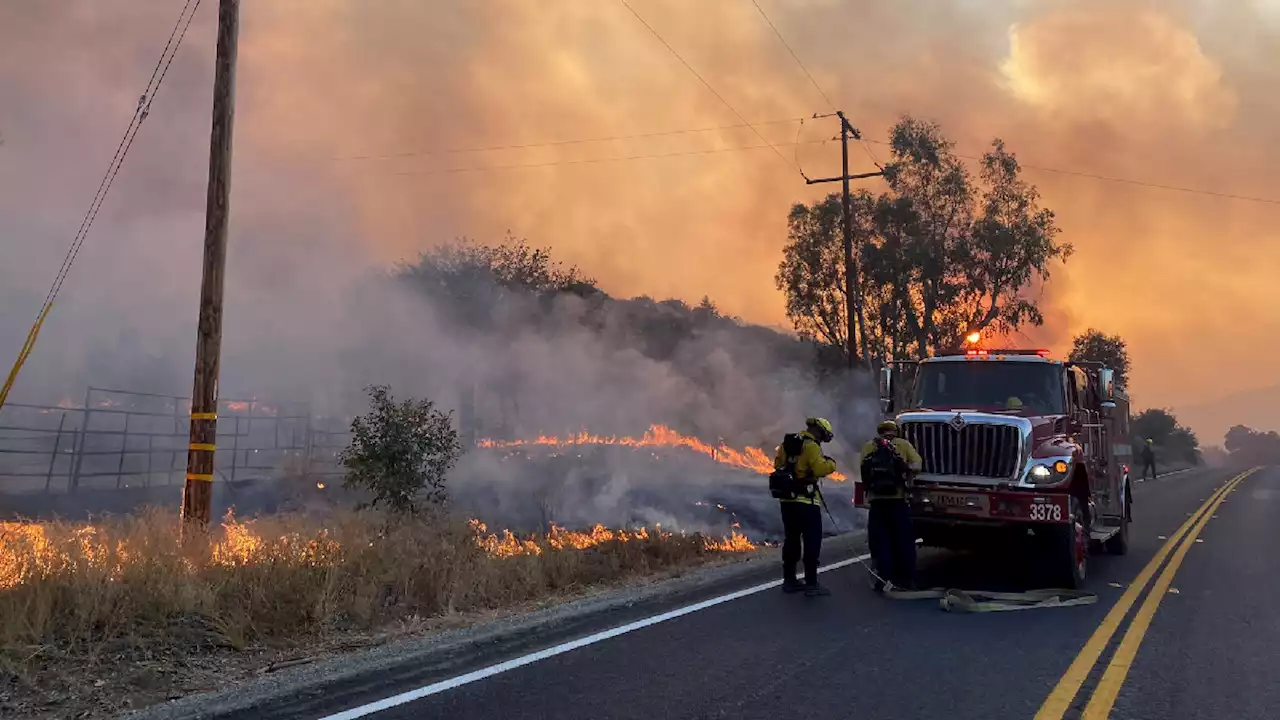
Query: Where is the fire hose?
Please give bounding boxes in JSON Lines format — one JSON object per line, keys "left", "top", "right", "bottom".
{"left": 821, "top": 490, "right": 1098, "bottom": 612}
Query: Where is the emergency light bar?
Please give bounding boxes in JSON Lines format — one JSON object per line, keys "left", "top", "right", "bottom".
{"left": 965, "top": 349, "right": 1051, "bottom": 357}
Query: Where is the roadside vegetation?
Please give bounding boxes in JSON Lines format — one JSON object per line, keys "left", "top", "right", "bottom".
{"left": 0, "top": 384, "right": 755, "bottom": 718}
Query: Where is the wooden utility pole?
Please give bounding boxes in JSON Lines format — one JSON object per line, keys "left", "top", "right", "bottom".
{"left": 183, "top": 0, "right": 240, "bottom": 529}
{"left": 806, "top": 111, "right": 881, "bottom": 370}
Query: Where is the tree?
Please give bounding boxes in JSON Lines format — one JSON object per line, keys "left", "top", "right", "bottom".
{"left": 1224, "top": 424, "right": 1280, "bottom": 464}
{"left": 776, "top": 193, "right": 854, "bottom": 352}
{"left": 397, "top": 234, "right": 596, "bottom": 327}
{"left": 1069, "top": 329, "right": 1131, "bottom": 388}
{"left": 1132, "top": 408, "right": 1178, "bottom": 445}
{"left": 1132, "top": 408, "right": 1200, "bottom": 465}
{"left": 340, "top": 385, "right": 464, "bottom": 514}
{"left": 777, "top": 116, "right": 1072, "bottom": 362}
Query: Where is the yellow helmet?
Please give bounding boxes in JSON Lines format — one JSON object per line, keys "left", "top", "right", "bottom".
{"left": 1006, "top": 396, "right": 1023, "bottom": 409}
{"left": 806, "top": 417, "right": 834, "bottom": 442}
{"left": 877, "top": 420, "right": 899, "bottom": 435}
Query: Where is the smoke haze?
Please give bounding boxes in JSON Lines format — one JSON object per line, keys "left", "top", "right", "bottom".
{"left": 2, "top": 0, "right": 1279, "bottom": 443}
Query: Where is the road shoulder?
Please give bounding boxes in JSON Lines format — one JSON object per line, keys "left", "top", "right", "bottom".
{"left": 123, "top": 532, "right": 867, "bottom": 720}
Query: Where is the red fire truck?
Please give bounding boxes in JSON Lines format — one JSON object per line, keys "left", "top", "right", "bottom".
{"left": 853, "top": 347, "right": 1132, "bottom": 588}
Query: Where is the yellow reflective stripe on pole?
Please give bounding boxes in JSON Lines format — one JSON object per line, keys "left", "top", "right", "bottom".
{"left": 0, "top": 302, "right": 53, "bottom": 412}
{"left": 189, "top": 443, "right": 216, "bottom": 452}
{"left": 186, "top": 473, "right": 214, "bottom": 482}
{"left": 191, "top": 412, "right": 217, "bottom": 420}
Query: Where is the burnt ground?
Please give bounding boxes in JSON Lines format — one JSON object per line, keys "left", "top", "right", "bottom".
{"left": 0, "top": 445, "right": 863, "bottom": 542}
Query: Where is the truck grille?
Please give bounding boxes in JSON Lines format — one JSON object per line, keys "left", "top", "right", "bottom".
{"left": 901, "top": 422, "right": 1021, "bottom": 479}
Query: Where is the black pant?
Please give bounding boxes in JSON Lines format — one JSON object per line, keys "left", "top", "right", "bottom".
{"left": 868, "top": 498, "right": 916, "bottom": 588}
{"left": 780, "top": 501, "right": 822, "bottom": 585}
{"left": 1142, "top": 458, "right": 1157, "bottom": 480}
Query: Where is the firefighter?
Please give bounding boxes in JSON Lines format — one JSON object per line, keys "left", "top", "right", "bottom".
{"left": 1141, "top": 438, "right": 1157, "bottom": 481}
{"left": 862, "top": 420, "right": 922, "bottom": 592}
{"left": 774, "top": 417, "right": 838, "bottom": 597}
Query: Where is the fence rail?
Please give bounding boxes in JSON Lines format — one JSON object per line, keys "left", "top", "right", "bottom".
{"left": 0, "top": 387, "right": 352, "bottom": 493}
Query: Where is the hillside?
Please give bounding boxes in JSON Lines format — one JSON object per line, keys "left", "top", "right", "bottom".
{"left": 1173, "top": 383, "right": 1280, "bottom": 446}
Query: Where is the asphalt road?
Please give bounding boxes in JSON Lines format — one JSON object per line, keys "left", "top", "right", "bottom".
{"left": 265, "top": 466, "right": 1269, "bottom": 720}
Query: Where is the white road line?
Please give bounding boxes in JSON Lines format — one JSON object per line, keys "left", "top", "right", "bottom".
{"left": 1136, "top": 468, "right": 1193, "bottom": 483}
{"left": 316, "top": 552, "right": 871, "bottom": 720}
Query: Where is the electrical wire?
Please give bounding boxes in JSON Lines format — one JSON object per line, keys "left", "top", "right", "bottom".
{"left": 0, "top": 0, "right": 205, "bottom": 412}
{"left": 862, "top": 138, "right": 1280, "bottom": 206}
{"left": 334, "top": 117, "right": 808, "bottom": 161}
{"left": 384, "top": 138, "right": 831, "bottom": 177}
{"left": 747, "top": 0, "right": 881, "bottom": 170}
{"left": 749, "top": 0, "right": 835, "bottom": 111}
{"left": 351, "top": 121, "right": 1280, "bottom": 205}
{"left": 617, "top": 0, "right": 802, "bottom": 177}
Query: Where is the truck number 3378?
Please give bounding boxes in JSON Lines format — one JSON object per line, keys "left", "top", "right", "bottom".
{"left": 1029, "top": 503, "right": 1063, "bottom": 521}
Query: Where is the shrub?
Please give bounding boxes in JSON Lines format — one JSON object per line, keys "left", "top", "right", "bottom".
{"left": 339, "top": 385, "right": 464, "bottom": 514}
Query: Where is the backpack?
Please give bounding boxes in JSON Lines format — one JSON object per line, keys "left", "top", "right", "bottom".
{"left": 769, "top": 433, "right": 816, "bottom": 500}
{"left": 862, "top": 437, "right": 909, "bottom": 495}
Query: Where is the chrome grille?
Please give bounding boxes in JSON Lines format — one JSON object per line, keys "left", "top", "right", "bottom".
{"left": 901, "top": 421, "right": 1020, "bottom": 479}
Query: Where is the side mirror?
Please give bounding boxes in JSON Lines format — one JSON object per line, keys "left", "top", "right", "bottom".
{"left": 1098, "top": 369, "right": 1115, "bottom": 402}
{"left": 878, "top": 367, "right": 894, "bottom": 413}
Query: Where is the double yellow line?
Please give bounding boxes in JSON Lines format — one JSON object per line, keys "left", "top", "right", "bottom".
{"left": 1035, "top": 467, "right": 1260, "bottom": 719}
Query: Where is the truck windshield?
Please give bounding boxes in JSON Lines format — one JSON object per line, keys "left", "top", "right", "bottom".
{"left": 911, "top": 361, "right": 1065, "bottom": 415}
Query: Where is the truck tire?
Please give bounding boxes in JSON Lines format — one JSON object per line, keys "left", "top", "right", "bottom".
{"left": 1053, "top": 495, "right": 1088, "bottom": 588}
{"left": 1106, "top": 484, "right": 1131, "bottom": 556}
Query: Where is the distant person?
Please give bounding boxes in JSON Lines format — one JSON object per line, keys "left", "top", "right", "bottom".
{"left": 1141, "top": 438, "right": 1157, "bottom": 481}
{"left": 770, "top": 417, "right": 838, "bottom": 597}
{"left": 861, "top": 420, "right": 922, "bottom": 592}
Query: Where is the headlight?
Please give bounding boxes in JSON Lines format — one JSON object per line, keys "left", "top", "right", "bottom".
{"left": 1028, "top": 460, "right": 1070, "bottom": 484}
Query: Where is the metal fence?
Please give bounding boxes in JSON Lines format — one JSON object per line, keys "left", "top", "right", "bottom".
{"left": 0, "top": 387, "right": 352, "bottom": 493}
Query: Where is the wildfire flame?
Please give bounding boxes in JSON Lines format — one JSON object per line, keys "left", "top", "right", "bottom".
{"left": 479, "top": 424, "right": 846, "bottom": 481}
{"left": 0, "top": 514, "right": 754, "bottom": 590}
{"left": 468, "top": 519, "right": 755, "bottom": 557}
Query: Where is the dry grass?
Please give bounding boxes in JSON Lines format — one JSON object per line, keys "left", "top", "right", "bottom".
{"left": 0, "top": 509, "right": 754, "bottom": 716}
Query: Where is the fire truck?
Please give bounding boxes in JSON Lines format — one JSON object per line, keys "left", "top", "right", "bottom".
{"left": 853, "top": 347, "right": 1132, "bottom": 588}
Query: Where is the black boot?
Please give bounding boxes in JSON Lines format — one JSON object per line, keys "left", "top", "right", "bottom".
{"left": 782, "top": 577, "right": 804, "bottom": 594}
{"left": 804, "top": 582, "right": 831, "bottom": 597}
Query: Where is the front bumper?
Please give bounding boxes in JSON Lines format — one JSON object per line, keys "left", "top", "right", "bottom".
{"left": 853, "top": 481, "right": 1071, "bottom": 525}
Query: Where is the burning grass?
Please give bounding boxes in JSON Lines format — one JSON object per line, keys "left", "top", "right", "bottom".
{"left": 0, "top": 509, "right": 754, "bottom": 713}
{"left": 479, "top": 424, "right": 848, "bottom": 481}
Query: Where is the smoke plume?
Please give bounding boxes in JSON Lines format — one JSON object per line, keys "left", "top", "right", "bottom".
{"left": 2, "top": 0, "right": 1278, "bottom": 447}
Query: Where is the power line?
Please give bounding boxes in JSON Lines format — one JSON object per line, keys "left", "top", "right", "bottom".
{"left": 46, "top": 0, "right": 204, "bottom": 306}
{"left": 384, "top": 138, "right": 831, "bottom": 177}
{"left": 862, "top": 138, "right": 1280, "bottom": 206}
{"left": 749, "top": 0, "right": 835, "bottom": 112}
{"left": 617, "top": 0, "right": 802, "bottom": 177}
{"left": 351, "top": 122, "right": 1280, "bottom": 206}
{"left": 747, "top": 0, "right": 882, "bottom": 170}
{"left": 333, "top": 117, "right": 807, "bottom": 161}
{"left": 1, "top": 0, "right": 205, "bottom": 412}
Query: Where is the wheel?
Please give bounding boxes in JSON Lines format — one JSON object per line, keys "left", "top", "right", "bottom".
{"left": 1106, "top": 484, "right": 1131, "bottom": 555}
{"left": 1052, "top": 495, "right": 1088, "bottom": 588}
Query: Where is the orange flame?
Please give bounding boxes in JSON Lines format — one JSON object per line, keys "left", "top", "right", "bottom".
{"left": 0, "top": 514, "right": 753, "bottom": 590}
{"left": 467, "top": 518, "right": 755, "bottom": 557}
{"left": 479, "top": 424, "right": 846, "bottom": 481}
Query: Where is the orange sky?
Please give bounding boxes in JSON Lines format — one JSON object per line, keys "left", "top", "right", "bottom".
{"left": 2, "top": 0, "right": 1278, "bottom": 438}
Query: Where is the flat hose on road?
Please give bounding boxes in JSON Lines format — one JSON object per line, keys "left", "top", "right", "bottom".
{"left": 861, "top": 559, "right": 1098, "bottom": 612}
{"left": 889, "top": 586, "right": 1098, "bottom": 612}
